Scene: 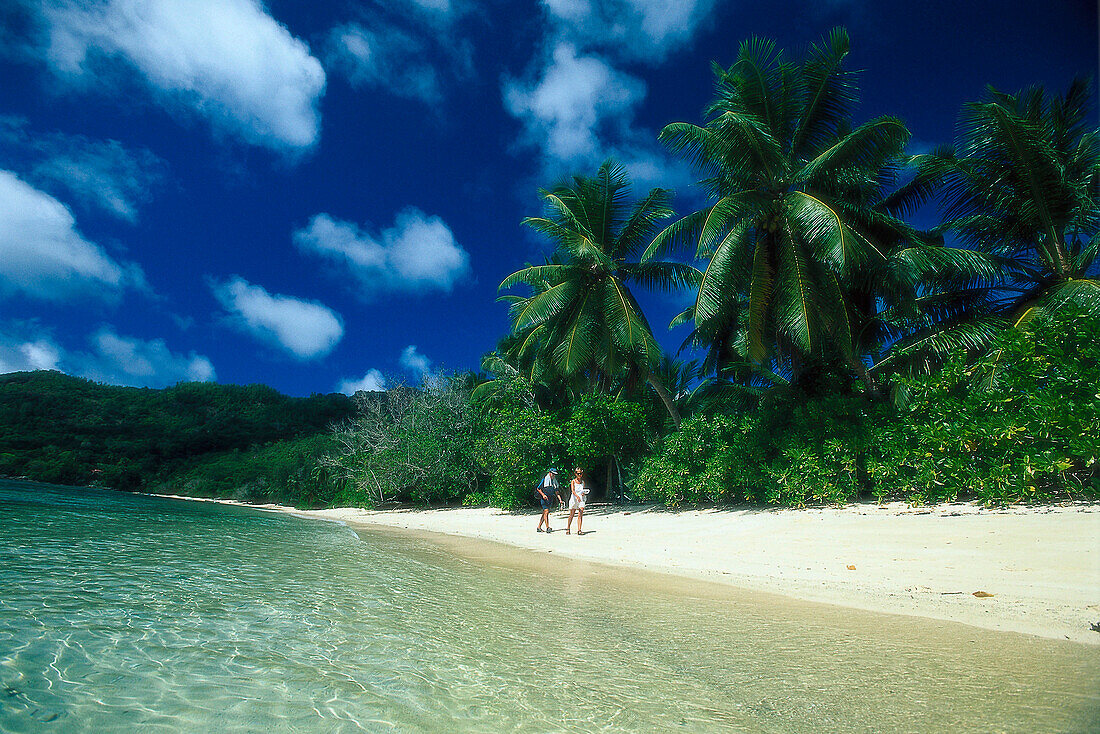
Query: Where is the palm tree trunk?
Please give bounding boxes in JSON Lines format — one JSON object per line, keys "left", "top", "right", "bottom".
{"left": 606, "top": 456, "right": 615, "bottom": 502}
{"left": 646, "top": 374, "right": 682, "bottom": 429}
{"left": 849, "top": 358, "right": 880, "bottom": 399}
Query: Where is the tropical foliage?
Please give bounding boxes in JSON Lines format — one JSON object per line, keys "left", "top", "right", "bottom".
{"left": 647, "top": 28, "right": 929, "bottom": 391}
{"left": 0, "top": 370, "right": 353, "bottom": 504}
{"left": 5, "top": 29, "right": 1097, "bottom": 511}
{"left": 499, "top": 159, "right": 700, "bottom": 426}
{"left": 868, "top": 309, "right": 1100, "bottom": 503}
{"left": 896, "top": 79, "right": 1100, "bottom": 363}
{"left": 635, "top": 310, "right": 1098, "bottom": 506}
{"left": 325, "top": 377, "right": 480, "bottom": 507}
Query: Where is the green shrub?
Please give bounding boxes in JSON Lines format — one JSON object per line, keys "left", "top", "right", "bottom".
{"left": 756, "top": 392, "right": 878, "bottom": 505}
{"left": 869, "top": 310, "right": 1100, "bottom": 504}
{"left": 634, "top": 390, "right": 878, "bottom": 508}
{"left": 326, "top": 376, "right": 480, "bottom": 507}
{"left": 633, "top": 413, "right": 761, "bottom": 506}
{"left": 464, "top": 365, "right": 566, "bottom": 509}
{"left": 563, "top": 394, "right": 649, "bottom": 499}
{"left": 475, "top": 399, "right": 562, "bottom": 510}
{"left": 162, "top": 434, "right": 344, "bottom": 508}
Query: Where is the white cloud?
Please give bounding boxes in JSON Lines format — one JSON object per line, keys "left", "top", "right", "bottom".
{"left": 32, "top": 139, "right": 165, "bottom": 223}
{"left": 41, "top": 0, "right": 326, "bottom": 151}
{"left": 399, "top": 345, "right": 431, "bottom": 377}
{"left": 542, "top": 0, "right": 718, "bottom": 62}
{"left": 323, "top": 23, "right": 440, "bottom": 103}
{"left": 83, "top": 327, "right": 216, "bottom": 385}
{"left": 614, "top": 144, "right": 696, "bottom": 194}
{"left": 503, "top": 43, "right": 692, "bottom": 191}
{"left": 505, "top": 44, "right": 646, "bottom": 165}
{"left": 320, "top": 0, "right": 476, "bottom": 105}
{"left": 0, "top": 324, "right": 215, "bottom": 388}
{"left": 0, "top": 169, "right": 142, "bottom": 301}
{"left": 337, "top": 368, "right": 386, "bottom": 395}
{"left": 294, "top": 209, "right": 470, "bottom": 294}
{"left": 0, "top": 332, "right": 63, "bottom": 374}
{"left": 503, "top": 1, "right": 719, "bottom": 188}
{"left": 212, "top": 276, "right": 343, "bottom": 360}
{"left": 0, "top": 116, "right": 167, "bottom": 222}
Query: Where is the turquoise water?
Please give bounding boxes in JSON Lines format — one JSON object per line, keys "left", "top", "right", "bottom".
{"left": 1, "top": 480, "right": 1097, "bottom": 733}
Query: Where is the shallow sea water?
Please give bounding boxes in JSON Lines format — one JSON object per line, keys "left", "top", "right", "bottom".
{"left": 1, "top": 480, "right": 1097, "bottom": 733}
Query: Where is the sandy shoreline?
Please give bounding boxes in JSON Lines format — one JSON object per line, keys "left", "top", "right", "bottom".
{"left": 157, "top": 494, "right": 1100, "bottom": 645}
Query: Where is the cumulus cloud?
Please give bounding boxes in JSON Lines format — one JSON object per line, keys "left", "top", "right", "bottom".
{"left": 294, "top": 209, "right": 470, "bottom": 295}
{"left": 32, "top": 139, "right": 165, "bottom": 222}
{"left": 0, "top": 115, "right": 166, "bottom": 222}
{"left": 503, "top": 43, "right": 692, "bottom": 190}
{"left": 615, "top": 144, "right": 696, "bottom": 193}
{"left": 0, "top": 169, "right": 143, "bottom": 301}
{"left": 399, "top": 345, "right": 431, "bottom": 377}
{"left": 82, "top": 327, "right": 216, "bottom": 385}
{"left": 323, "top": 22, "right": 440, "bottom": 103}
{"left": 40, "top": 0, "right": 326, "bottom": 151}
{"left": 337, "top": 368, "right": 386, "bottom": 395}
{"left": 0, "top": 331, "right": 63, "bottom": 374}
{"left": 212, "top": 276, "right": 343, "bottom": 360}
{"left": 505, "top": 44, "right": 646, "bottom": 164}
{"left": 0, "top": 324, "right": 215, "bottom": 388}
{"left": 503, "top": 0, "right": 720, "bottom": 187}
{"left": 542, "top": 0, "right": 718, "bottom": 62}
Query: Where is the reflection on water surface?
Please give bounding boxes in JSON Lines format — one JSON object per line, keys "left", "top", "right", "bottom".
{"left": 1, "top": 480, "right": 1097, "bottom": 733}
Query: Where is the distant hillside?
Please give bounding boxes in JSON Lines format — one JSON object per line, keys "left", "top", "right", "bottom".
{"left": 0, "top": 371, "right": 356, "bottom": 494}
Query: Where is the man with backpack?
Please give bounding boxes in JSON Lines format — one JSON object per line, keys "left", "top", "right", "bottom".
{"left": 535, "top": 468, "right": 562, "bottom": 533}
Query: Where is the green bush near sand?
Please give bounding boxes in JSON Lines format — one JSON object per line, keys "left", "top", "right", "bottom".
{"left": 325, "top": 379, "right": 481, "bottom": 509}
{"left": 869, "top": 310, "right": 1100, "bottom": 504}
{"left": 157, "top": 434, "right": 346, "bottom": 508}
{"left": 633, "top": 395, "right": 880, "bottom": 507}
{"left": 634, "top": 311, "right": 1099, "bottom": 507}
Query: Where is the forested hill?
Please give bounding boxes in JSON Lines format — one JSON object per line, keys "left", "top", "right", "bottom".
{"left": 0, "top": 371, "right": 355, "bottom": 495}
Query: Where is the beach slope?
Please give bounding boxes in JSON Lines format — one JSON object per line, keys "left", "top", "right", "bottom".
{"left": 176, "top": 497, "right": 1100, "bottom": 644}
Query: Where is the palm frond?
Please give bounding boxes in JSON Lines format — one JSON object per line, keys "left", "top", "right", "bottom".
{"left": 618, "top": 261, "right": 704, "bottom": 292}
{"left": 790, "top": 26, "right": 856, "bottom": 158}
{"left": 498, "top": 263, "right": 568, "bottom": 291}
{"left": 617, "top": 187, "right": 675, "bottom": 258}
{"left": 508, "top": 280, "right": 575, "bottom": 330}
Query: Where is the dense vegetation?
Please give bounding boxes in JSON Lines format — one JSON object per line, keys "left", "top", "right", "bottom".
{"left": 0, "top": 370, "right": 354, "bottom": 504}
{"left": 5, "top": 29, "right": 1097, "bottom": 510}
{"left": 328, "top": 29, "right": 1098, "bottom": 509}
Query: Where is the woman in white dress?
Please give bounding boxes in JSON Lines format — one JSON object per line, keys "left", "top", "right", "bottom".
{"left": 566, "top": 467, "right": 588, "bottom": 535}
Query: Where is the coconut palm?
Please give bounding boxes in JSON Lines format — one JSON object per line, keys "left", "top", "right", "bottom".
{"left": 645, "top": 28, "right": 934, "bottom": 391}
{"left": 499, "top": 160, "right": 701, "bottom": 427}
{"left": 900, "top": 78, "right": 1099, "bottom": 358}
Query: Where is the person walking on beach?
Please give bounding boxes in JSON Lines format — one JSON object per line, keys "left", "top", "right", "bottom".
{"left": 536, "top": 468, "right": 562, "bottom": 533}
{"left": 566, "top": 467, "right": 588, "bottom": 535}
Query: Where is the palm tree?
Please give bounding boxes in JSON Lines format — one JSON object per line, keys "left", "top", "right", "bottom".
{"left": 645, "top": 28, "right": 929, "bottom": 393}
{"left": 499, "top": 160, "right": 701, "bottom": 427}
{"left": 903, "top": 78, "right": 1099, "bottom": 355}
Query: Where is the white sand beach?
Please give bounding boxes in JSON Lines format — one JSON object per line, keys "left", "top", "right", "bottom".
{"left": 163, "top": 495, "right": 1100, "bottom": 645}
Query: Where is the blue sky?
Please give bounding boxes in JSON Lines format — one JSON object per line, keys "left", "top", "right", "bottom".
{"left": 0, "top": 0, "right": 1095, "bottom": 396}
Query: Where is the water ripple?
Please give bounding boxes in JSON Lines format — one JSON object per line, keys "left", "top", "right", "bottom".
{"left": 1, "top": 480, "right": 1098, "bottom": 733}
